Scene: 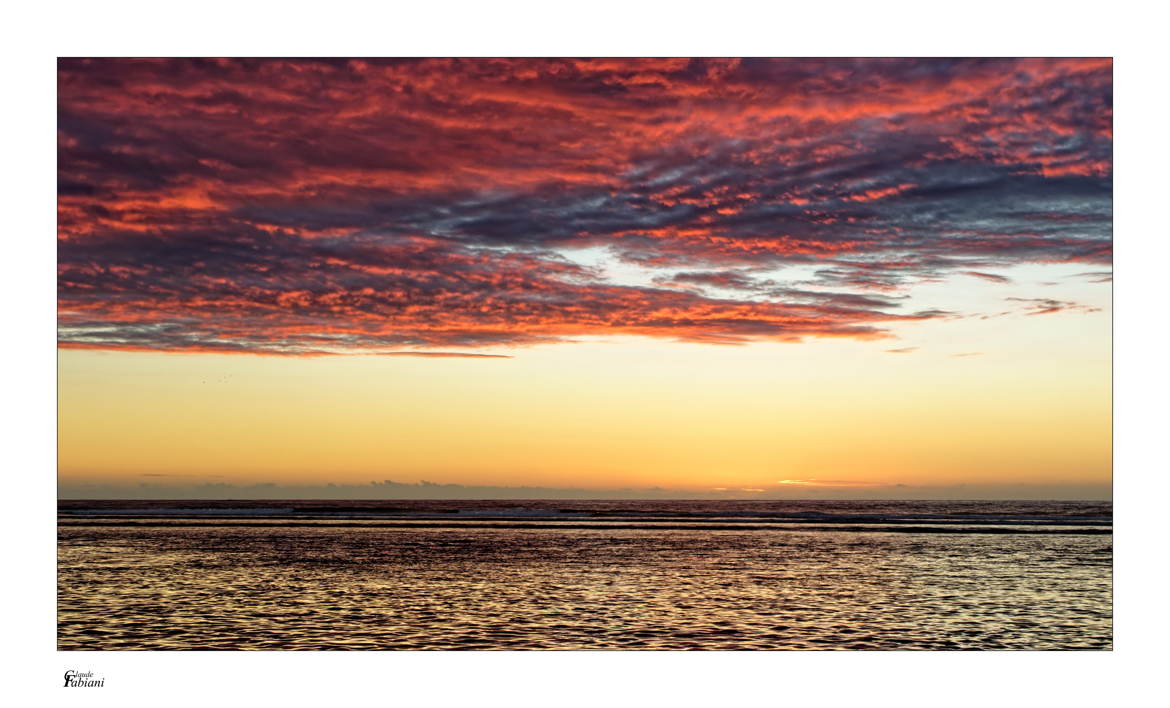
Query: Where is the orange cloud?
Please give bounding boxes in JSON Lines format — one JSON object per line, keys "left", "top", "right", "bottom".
{"left": 58, "top": 58, "right": 1112, "bottom": 354}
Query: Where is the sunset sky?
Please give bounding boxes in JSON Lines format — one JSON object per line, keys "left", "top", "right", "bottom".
{"left": 57, "top": 58, "right": 1112, "bottom": 499}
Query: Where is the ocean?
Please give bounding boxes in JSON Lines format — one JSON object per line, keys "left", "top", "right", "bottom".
{"left": 57, "top": 499, "right": 1112, "bottom": 650}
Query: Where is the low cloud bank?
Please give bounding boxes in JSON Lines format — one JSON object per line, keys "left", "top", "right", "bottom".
{"left": 58, "top": 478, "right": 1111, "bottom": 501}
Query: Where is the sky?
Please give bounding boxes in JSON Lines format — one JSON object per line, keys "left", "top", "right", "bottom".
{"left": 56, "top": 58, "right": 1111, "bottom": 499}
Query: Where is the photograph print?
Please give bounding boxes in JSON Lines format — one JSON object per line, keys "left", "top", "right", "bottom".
{"left": 57, "top": 57, "right": 1112, "bottom": 651}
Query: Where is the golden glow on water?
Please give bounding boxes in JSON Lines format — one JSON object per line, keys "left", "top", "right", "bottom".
{"left": 56, "top": 520, "right": 1113, "bottom": 650}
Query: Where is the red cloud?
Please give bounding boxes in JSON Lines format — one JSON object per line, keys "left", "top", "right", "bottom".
{"left": 58, "top": 59, "right": 1112, "bottom": 354}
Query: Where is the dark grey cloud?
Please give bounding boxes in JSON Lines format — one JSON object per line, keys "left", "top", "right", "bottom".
{"left": 58, "top": 58, "right": 1112, "bottom": 354}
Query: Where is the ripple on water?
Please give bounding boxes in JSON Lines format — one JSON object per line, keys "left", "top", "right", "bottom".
{"left": 58, "top": 527, "right": 1112, "bottom": 650}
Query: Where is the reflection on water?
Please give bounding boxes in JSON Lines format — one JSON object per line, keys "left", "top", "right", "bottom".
{"left": 58, "top": 525, "right": 1111, "bottom": 650}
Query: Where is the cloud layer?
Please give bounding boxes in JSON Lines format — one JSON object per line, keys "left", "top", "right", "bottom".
{"left": 58, "top": 58, "right": 1112, "bottom": 354}
{"left": 56, "top": 478, "right": 1112, "bottom": 501}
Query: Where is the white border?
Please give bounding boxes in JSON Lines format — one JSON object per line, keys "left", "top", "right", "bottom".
{"left": 10, "top": 1, "right": 1161, "bottom": 705}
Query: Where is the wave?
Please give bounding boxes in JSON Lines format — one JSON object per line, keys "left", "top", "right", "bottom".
{"left": 57, "top": 499, "right": 1111, "bottom": 534}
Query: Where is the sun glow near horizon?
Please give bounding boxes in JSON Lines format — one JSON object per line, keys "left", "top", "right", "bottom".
{"left": 58, "top": 300, "right": 1111, "bottom": 499}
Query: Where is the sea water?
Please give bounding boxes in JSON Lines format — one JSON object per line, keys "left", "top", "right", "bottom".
{"left": 57, "top": 500, "right": 1112, "bottom": 650}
